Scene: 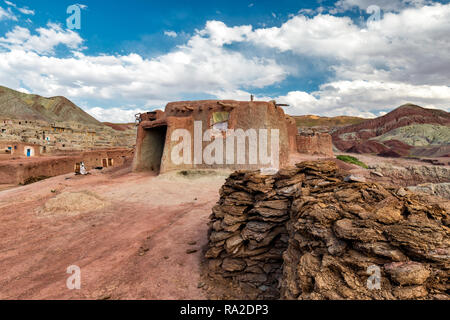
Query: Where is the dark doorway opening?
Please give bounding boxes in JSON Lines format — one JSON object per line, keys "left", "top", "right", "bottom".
{"left": 141, "top": 125, "right": 167, "bottom": 173}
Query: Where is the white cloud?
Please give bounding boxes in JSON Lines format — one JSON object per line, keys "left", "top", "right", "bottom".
{"left": 274, "top": 81, "right": 450, "bottom": 117}
{"left": 164, "top": 30, "right": 177, "bottom": 38}
{"left": 0, "top": 5, "right": 16, "bottom": 21}
{"left": 4, "top": 1, "right": 34, "bottom": 15}
{"left": 0, "top": 23, "right": 83, "bottom": 54}
{"left": 85, "top": 106, "right": 147, "bottom": 123}
{"left": 0, "top": 1, "right": 449, "bottom": 122}
{"left": 0, "top": 22, "right": 286, "bottom": 111}
{"left": 17, "top": 7, "right": 34, "bottom": 15}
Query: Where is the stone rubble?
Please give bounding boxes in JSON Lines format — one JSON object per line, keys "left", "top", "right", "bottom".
{"left": 206, "top": 161, "right": 450, "bottom": 300}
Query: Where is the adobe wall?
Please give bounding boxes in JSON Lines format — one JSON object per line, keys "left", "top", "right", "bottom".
{"left": 0, "top": 141, "right": 41, "bottom": 157}
{"left": 296, "top": 133, "right": 334, "bottom": 157}
{"left": 133, "top": 100, "right": 295, "bottom": 173}
{"left": 285, "top": 116, "right": 298, "bottom": 154}
{"left": 0, "top": 148, "right": 133, "bottom": 185}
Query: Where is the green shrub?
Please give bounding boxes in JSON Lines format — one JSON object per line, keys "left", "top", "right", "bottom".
{"left": 336, "top": 155, "right": 368, "bottom": 169}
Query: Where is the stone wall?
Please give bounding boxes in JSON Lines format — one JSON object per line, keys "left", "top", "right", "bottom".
{"left": 206, "top": 161, "right": 450, "bottom": 300}
{"left": 205, "top": 167, "right": 299, "bottom": 299}
{"left": 296, "top": 133, "right": 334, "bottom": 157}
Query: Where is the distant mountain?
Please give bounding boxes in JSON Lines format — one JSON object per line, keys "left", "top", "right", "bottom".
{"left": 332, "top": 104, "right": 450, "bottom": 157}
{"left": 103, "top": 122, "right": 135, "bottom": 131}
{"left": 0, "top": 85, "right": 101, "bottom": 126}
{"left": 294, "top": 115, "right": 366, "bottom": 129}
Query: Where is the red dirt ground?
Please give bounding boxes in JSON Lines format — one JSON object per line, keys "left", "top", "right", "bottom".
{"left": 0, "top": 166, "right": 226, "bottom": 300}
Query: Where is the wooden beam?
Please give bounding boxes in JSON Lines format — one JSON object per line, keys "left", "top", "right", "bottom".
{"left": 217, "top": 101, "right": 236, "bottom": 109}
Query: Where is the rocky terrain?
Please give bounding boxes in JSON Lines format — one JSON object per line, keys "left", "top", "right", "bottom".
{"left": 367, "top": 163, "right": 450, "bottom": 187}
{"left": 205, "top": 161, "right": 450, "bottom": 300}
{"left": 0, "top": 86, "right": 100, "bottom": 125}
{"left": 332, "top": 104, "right": 450, "bottom": 158}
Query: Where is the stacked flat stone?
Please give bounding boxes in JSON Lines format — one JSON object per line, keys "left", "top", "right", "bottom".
{"left": 205, "top": 161, "right": 341, "bottom": 299}
{"left": 206, "top": 161, "right": 450, "bottom": 300}
{"left": 282, "top": 163, "right": 450, "bottom": 300}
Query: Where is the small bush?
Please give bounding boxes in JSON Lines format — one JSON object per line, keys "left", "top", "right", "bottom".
{"left": 336, "top": 155, "right": 368, "bottom": 169}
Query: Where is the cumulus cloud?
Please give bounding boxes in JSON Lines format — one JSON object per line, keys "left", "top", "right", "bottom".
{"left": 274, "top": 81, "right": 450, "bottom": 117}
{"left": 247, "top": 3, "right": 450, "bottom": 86}
{"left": 0, "top": 23, "right": 83, "bottom": 54}
{"left": 0, "top": 22, "right": 286, "bottom": 122}
{"left": 0, "top": 1, "right": 449, "bottom": 122}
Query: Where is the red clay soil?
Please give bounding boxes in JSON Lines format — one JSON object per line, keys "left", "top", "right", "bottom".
{"left": 0, "top": 166, "right": 225, "bottom": 299}
{"left": 346, "top": 140, "right": 391, "bottom": 154}
{"left": 382, "top": 139, "right": 413, "bottom": 156}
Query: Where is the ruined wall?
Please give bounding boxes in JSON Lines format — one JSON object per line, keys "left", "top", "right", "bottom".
{"left": 296, "top": 133, "right": 334, "bottom": 157}
{"left": 285, "top": 116, "right": 298, "bottom": 154}
{"left": 206, "top": 161, "right": 450, "bottom": 300}
{"left": 0, "top": 149, "right": 133, "bottom": 184}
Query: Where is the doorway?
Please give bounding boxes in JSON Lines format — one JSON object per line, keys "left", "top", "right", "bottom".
{"left": 140, "top": 125, "right": 167, "bottom": 173}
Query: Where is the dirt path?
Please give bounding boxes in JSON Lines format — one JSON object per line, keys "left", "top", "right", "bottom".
{"left": 0, "top": 167, "right": 226, "bottom": 300}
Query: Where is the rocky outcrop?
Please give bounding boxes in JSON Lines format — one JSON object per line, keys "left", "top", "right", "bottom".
{"left": 368, "top": 163, "right": 450, "bottom": 187}
{"left": 206, "top": 161, "right": 450, "bottom": 300}
{"left": 408, "top": 183, "right": 450, "bottom": 200}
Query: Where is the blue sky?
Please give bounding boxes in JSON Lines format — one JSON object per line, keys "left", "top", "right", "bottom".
{"left": 0, "top": 0, "right": 449, "bottom": 122}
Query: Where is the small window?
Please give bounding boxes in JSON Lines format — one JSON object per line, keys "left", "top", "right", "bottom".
{"left": 211, "top": 112, "right": 230, "bottom": 132}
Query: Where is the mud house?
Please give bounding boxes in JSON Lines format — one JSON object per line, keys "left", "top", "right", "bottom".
{"left": 133, "top": 100, "right": 298, "bottom": 174}
{"left": 0, "top": 141, "right": 41, "bottom": 158}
